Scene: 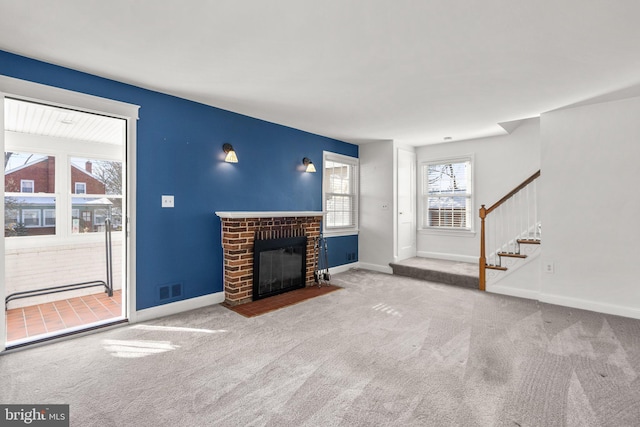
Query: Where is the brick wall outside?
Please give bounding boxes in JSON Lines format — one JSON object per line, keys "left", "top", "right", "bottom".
{"left": 5, "top": 157, "right": 106, "bottom": 194}
{"left": 221, "top": 216, "right": 322, "bottom": 305}
{"left": 71, "top": 166, "right": 106, "bottom": 194}
{"left": 5, "top": 156, "right": 55, "bottom": 193}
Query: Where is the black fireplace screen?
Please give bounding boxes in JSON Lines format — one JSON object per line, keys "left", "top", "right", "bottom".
{"left": 253, "top": 235, "right": 307, "bottom": 300}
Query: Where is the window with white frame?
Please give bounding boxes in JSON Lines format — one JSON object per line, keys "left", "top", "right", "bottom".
{"left": 21, "top": 179, "right": 34, "bottom": 193}
{"left": 43, "top": 209, "right": 56, "bottom": 226}
{"left": 75, "top": 182, "right": 86, "bottom": 194}
{"left": 421, "top": 158, "right": 472, "bottom": 231}
{"left": 5, "top": 152, "right": 56, "bottom": 236}
{"left": 71, "top": 158, "right": 122, "bottom": 233}
{"left": 22, "top": 209, "right": 41, "bottom": 227}
{"left": 323, "top": 152, "right": 358, "bottom": 234}
{"left": 94, "top": 208, "right": 108, "bottom": 226}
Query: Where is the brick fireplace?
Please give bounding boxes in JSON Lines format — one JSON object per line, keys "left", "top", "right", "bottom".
{"left": 215, "top": 212, "right": 323, "bottom": 306}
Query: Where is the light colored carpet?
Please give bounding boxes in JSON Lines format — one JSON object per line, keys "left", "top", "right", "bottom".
{"left": 2, "top": 269, "right": 640, "bottom": 426}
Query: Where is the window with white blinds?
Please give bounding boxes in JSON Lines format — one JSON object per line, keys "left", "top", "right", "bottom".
{"left": 421, "top": 159, "right": 472, "bottom": 230}
{"left": 323, "top": 152, "right": 358, "bottom": 234}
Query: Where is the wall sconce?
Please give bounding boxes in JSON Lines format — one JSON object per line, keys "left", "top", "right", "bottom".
{"left": 223, "top": 143, "right": 238, "bottom": 163}
{"left": 302, "top": 157, "right": 316, "bottom": 173}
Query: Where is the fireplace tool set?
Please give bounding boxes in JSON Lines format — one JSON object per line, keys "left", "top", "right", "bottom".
{"left": 314, "top": 235, "right": 331, "bottom": 286}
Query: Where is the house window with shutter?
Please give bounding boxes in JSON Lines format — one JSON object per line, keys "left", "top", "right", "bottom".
{"left": 421, "top": 159, "right": 473, "bottom": 231}
{"left": 22, "top": 209, "right": 41, "bottom": 227}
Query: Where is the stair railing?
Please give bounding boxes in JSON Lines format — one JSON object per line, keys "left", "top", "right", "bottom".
{"left": 479, "top": 170, "right": 540, "bottom": 290}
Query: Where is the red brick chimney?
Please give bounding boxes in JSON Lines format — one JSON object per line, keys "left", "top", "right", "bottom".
{"left": 85, "top": 161, "right": 92, "bottom": 174}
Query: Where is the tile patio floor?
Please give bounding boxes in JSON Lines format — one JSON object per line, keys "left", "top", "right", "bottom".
{"left": 5, "top": 290, "right": 122, "bottom": 342}
{"left": 6, "top": 284, "right": 339, "bottom": 342}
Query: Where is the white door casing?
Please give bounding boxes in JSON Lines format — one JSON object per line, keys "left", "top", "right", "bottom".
{"left": 0, "top": 91, "right": 5, "bottom": 351}
{"left": 0, "top": 75, "right": 138, "bottom": 350}
{"left": 397, "top": 148, "right": 416, "bottom": 261}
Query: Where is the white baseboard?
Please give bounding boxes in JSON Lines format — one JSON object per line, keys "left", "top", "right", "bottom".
{"left": 487, "top": 285, "right": 539, "bottom": 301}
{"left": 358, "top": 262, "right": 393, "bottom": 274}
{"left": 133, "top": 264, "right": 358, "bottom": 323}
{"left": 539, "top": 293, "right": 640, "bottom": 321}
{"left": 328, "top": 262, "right": 359, "bottom": 275}
{"left": 133, "top": 292, "right": 225, "bottom": 323}
{"left": 416, "top": 251, "right": 477, "bottom": 264}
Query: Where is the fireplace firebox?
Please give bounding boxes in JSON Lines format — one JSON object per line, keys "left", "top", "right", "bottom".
{"left": 253, "top": 233, "right": 307, "bottom": 300}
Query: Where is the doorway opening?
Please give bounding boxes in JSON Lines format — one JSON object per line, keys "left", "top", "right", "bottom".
{"left": 4, "top": 97, "right": 128, "bottom": 347}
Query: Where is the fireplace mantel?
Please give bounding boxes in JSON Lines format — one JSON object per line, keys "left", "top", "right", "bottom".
{"left": 215, "top": 211, "right": 324, "bottom": 219}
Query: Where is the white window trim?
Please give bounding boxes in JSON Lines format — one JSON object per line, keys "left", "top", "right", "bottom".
{"left": 75, "top": 182, "right": 86, "bottom": 194}
{"left": 20, "top": 179, "right": 34, "bottom": 193}
{"left": 22, "top": 209, "right": 41, "bottom": 227}
{"left": 322, "top": 151, "right": 359, "bottom": 237}
{"left": 419, "top": 155, "right": 475, "bottom": 236}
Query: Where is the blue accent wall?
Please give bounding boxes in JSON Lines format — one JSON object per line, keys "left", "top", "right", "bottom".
{"left": 324, "top": 235, "right": 359, "bottom": 267}
{"left": 0, "top": 50, "right": 358, "bottom": 310}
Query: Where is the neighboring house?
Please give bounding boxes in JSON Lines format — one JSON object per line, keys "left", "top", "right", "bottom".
{"left": 4, "top": 157, "right": 113, "bottom": 236}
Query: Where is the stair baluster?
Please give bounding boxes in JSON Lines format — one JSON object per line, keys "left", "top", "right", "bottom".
{"left": 533, "top": 181, "right": 541, "bottom": 240}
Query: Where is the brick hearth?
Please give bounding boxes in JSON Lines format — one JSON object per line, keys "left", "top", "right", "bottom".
{"left": 216, "top": 212, "right": 323, "bottom": 306}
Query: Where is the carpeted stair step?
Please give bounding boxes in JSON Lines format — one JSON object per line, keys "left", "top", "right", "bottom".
{"left": 389, "top": 257, "right": 479, "bottom": 290}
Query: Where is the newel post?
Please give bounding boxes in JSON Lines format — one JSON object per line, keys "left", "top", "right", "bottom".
{"left": 479, "top": 205, "right": 487, "bottom": 291}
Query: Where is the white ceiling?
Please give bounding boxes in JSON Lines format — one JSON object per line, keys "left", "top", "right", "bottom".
{"left": 1, "top": 1, "right": 639, "bottom": 146}
{"left": 5, "top": 98, "right": 125, "bottom": 145}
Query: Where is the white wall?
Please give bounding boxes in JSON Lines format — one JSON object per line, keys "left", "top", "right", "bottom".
{"left": 359, "top": 140, "right": 394, "bottom": 273}
{"left": 358, "top": 95, "right": 640, "bottom": 320}
{"left": 539, "top": 96, "right": 640, "bottom": 318}
{"left": 416, "top": 118, "right": 541, "bottom": 262}
{"left": 5, "top": 239, "right": 122, "bottom": 308}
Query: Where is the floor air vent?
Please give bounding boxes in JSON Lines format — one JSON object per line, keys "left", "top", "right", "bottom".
{"left": 171, "top": 284, "right": 183, "bottom": 298}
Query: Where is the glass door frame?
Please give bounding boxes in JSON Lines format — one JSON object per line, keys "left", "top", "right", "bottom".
{"left": 0, "top": 76, "right": 139, "bottom": 351}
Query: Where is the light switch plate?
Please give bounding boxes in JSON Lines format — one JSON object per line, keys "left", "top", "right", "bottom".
{"left": 162, "top": 195, "right": 174, "bottom": 208}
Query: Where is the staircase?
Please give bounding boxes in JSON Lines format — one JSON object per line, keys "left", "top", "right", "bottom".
{"left": 479, "top": 170, "right": 541, "bottom": 289}
{"left": 388, "top": 171, "right": 541, "bottom": 291}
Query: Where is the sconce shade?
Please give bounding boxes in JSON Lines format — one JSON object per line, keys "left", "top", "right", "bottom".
{"left": 302, "top": 157, "right": 316, "bottom": 173}
{"left": 223, "top": 143, "right": 238, "bottom": 163}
